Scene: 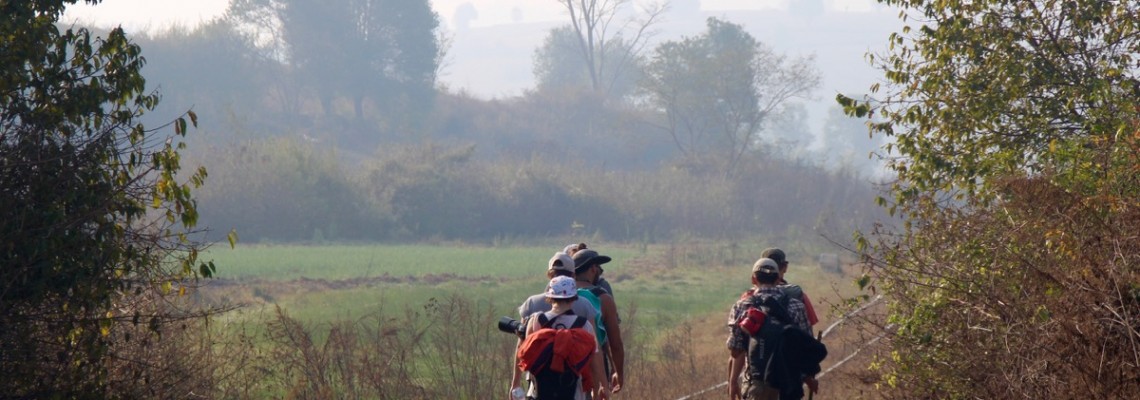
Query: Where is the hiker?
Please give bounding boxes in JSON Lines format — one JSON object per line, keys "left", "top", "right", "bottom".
{"left": 761, "top": 248, "right": 819, "bottom": 331}
{"left": 512, "top": 253, "right": 600, "bottom": 399}
{"left": 564, "top": 243, "right": 615, "bottom": 300}
{"left": 515, "top": 276, "right": 611, "bottom": 400}
{"left": 726, "top": 258, "right": 823, "bottom": 400}
{"left": 572, "top": 248, "right": 625, "bottom": 394}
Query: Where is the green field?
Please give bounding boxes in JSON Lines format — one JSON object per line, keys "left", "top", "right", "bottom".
{"left": 203, "top": 242, "right": 852, "bottom": 338}
{"left": 210, "top": 244, "right": 689, "bottom": 324}
{"left": 195, "top": 242, "right": 859, "bottom": 398}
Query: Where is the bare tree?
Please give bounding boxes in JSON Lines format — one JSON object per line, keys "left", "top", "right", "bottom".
{"left": 555, "top": 0, "right": 668, "bottom": 98}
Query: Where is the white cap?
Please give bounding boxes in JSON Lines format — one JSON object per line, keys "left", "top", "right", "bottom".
{"left": 545, "top": 276, "right": 578, "bottom": 299}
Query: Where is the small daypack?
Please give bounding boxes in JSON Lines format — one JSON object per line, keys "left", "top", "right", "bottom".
{"left": 517, "top": 312, "right": 596, "bottom": 400}
{"left": 576, "top": 286, "right": 608, "bottom": 346}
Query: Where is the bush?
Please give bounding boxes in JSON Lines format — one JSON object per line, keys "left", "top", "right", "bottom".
{"left": 865, "top": 174, "right": 1140, "bottom": 398}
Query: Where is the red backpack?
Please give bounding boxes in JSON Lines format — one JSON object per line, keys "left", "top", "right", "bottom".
{"left": 516, "top": 312, "right": 596, "bottom": 398}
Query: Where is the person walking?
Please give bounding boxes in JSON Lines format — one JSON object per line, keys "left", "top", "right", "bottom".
{"left": 518, "top": 252, "right": 598, "bottom": 322}
{"left": 564, "top": 243, "right": 616, "bottom": 300}
{"left": 515, "top": 276, "right": 611, "bottom": 400}
{"left": 572, "top": 248, "right": 625, "bottom": 394}
{"left": 511, "top": 253, "right": 600, "bottom": 400}
{"left": 761, "top": 248, "right": 819, "bottom": 331}
{"left": 726, "top": 258, "right": 821, "bottom": 400}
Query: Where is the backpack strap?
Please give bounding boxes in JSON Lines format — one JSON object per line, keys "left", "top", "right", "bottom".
{"left": 538, "top": 310, "right": 581, "bottom": 330}
{"left": 589, "top": 286, "right": 608, "bottom": 297}
{"left": 769, "top": 293, "right": 793, "bottom": 324}
{"left": 780, "top": 284, "right": 804, "bottom": 303}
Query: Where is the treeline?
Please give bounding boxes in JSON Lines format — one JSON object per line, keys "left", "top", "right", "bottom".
{"left": 189, "top": 137, "right": 881, "bottom": 243}
{"left": 113, "top": 0, "right": 887, "bottom": 243}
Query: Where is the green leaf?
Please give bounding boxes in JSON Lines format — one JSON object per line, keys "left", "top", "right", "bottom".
{"left": 199, "top": 261, "right": 215, "bottom": 278}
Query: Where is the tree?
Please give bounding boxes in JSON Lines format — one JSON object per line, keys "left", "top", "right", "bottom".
{"left": 552, "top": 0, "right": 665, "bottom": 99}
{"left": 224, "top": 0, "right": 305, "bottom": 120}
{"left": 1, "top": 0, "right": 225, "bottom": 395}
{"left": 642, "top": 17, "right": 820, "bottom": 176}
{"left": 842, "top": 0, "right": 1140, "bottom": 397}
{"left": 533, "top": 25, "right": 644, "bottom": 100}
{"left": 136, "top": 20, "right": 264, "bottom": 129}
{"left": 278, "top": 0, "right": 442, "bottom": 120}
{"left": 762, "top": 102, "right": 814, "bottom": 158}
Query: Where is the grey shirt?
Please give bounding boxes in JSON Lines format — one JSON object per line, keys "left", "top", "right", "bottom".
{"left": 518, "top": 293, "right": 598, "bottom": 323}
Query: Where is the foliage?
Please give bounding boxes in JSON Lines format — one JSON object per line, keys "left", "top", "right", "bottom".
{"left": 278, "top": 0, "right": 441, "bottom": 120}
{"left": 533, "top": 25, "right": 645, "bottom": 101}
{"left": 844, "top": 0, "right": 1140, "bottom": 397}
{"left": 135, "top": 19, "right": 263, "bottom": 124}
{"left": 0, "top": 0, "right": 225, "bottom": 395}
{"left": 841, "top": 0, "right": 1140, "bottom": 209}
{"left": 867, "top": 173, "right": 1140, "bottom": 397}
{"left": 642, "top": 17, "right": 820, "bottom": 177}
{"left": 192, "top": 137, "right": 379, "bottom": 242}
{"left": 189, "top": 139, "right": 881, "bottom": 243}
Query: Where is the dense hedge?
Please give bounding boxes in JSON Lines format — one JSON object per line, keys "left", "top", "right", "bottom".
{"left": 190, "top": 138, "right": 881, "bottom": 243}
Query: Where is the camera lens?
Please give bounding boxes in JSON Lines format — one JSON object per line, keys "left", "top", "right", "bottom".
{"left": 496, "top": 316, "right": 525, "bottom": 338}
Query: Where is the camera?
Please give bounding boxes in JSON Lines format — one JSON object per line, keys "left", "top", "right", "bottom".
{"left": 497, "top": 316, "right": 526, "bottom": 338}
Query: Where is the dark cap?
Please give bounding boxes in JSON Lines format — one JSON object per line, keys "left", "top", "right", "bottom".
{"left": 761, "top": 248, "right": 787, "bottom": 265}
{"left": 572, "top": 249, "right": 611, "bottom": 272}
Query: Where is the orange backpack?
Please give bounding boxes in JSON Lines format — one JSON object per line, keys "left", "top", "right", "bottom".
{"left": 517, "top": 312, "right": 596, "bottom": 397}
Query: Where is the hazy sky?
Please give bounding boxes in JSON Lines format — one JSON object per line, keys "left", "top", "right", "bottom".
{"left": 64, "top": 0, "right": 887, "bottom": 96}
{"left": 64, "top": 0, "right": 895, "bottom": 146}
{"left": 64, "top": 0, "right": 878, "bottom": 31}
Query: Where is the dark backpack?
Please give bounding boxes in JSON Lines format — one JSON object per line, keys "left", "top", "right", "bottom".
{"left": 518, "top": 312, "right": 592, "bottom": 400}
{"left": 742, "top": 293, "right": 828, "bottom": 399}
{"left": 744, "top": 293, "right": 794, "bottom": 382}
{"left": 780, "top": 284, "right": 804, "bottom": 304}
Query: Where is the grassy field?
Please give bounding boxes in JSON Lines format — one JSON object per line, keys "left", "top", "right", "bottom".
{"left": 203, "top": 241, "right": 861, "bottom": 338}
{"left": 205, "top": 243, "right": 646, "bottom": 320}
{"left": 197, "top": 241, "right": 868, "bottom": 399}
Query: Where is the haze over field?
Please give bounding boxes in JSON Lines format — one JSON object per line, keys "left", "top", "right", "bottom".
{"left": 66, "top": 0, "right": 899, "bottom": 150}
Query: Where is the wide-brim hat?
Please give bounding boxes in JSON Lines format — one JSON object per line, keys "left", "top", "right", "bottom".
{"left": 572, "top": 249, "right": 611, "bottom": 272}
